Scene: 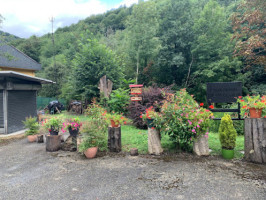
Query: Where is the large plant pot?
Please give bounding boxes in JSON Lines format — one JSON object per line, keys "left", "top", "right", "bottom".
{"left": 193, "top": 135, "right": 209, "bottom": 156}
{"left": 222, "top": 148, "right": 234, "bottom": 160}
{"left": 147, "top": 118, "right": 154, "bottom": 128}
{"left": 249, "top": 108, "right": 262, "bottom": 118}
{"left": 49, "top": 128, "right": 59, "bottom": 135}
{"left": 27, "top": 135, "right": 37, "bottom": 143}
{"left": 84, "top": 147, "right": 98, "bottom": 159}
{"left": 46, "top": 135, "right": 61, "bottom": 152}
{"left": 68, "top": 127, "right": 79, "bottom": 137}
{"left": 110, "top": 120, "right": 120, "bottom": 128}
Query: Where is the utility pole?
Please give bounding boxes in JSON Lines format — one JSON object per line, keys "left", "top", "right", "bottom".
{"left": 50, "top": 16, "right": 56, "bottom": 67}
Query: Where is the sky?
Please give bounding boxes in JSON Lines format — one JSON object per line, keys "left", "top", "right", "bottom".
{"left": 0, "top": 0, "right": 139, "bottom": 38}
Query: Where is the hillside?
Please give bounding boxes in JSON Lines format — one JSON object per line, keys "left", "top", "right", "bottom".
{"left": 8, "top": 0, "right": 265, "bottom": 101}
{"left": 0, "top": 30, "right": 20, "bottom": 42}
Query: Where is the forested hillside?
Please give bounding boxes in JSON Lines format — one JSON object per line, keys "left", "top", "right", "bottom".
{"left": 8, "top": 0, "right": 266, "bottom": 102}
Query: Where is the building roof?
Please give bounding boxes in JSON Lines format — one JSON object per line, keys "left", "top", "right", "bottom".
{"left": 0, "top": 42, "right": 41, "bottom": 70}
{"left": 0, "top": 71, "right": 55, "bottom": 84}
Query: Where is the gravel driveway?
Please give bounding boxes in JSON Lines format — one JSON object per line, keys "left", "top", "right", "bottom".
{"left": 0, "top": 138, "right": 265, "bottom": 200}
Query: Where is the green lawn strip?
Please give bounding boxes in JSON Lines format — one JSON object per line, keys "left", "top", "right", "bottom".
{"left": 208, "top": 132, "right": 244, "bottom": 159}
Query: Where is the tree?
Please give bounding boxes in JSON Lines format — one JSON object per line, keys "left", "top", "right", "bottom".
{"left": 70, "top": 33, "right": 124, "bottom": 101}
{"left": 189, "top": 0, "right": 242, "bottom": 100}
{"left": 125, "top": 1, "right": 160, "bottom": 84}
{"left": 232, "top": 0, "right": 265, "bottom": 69}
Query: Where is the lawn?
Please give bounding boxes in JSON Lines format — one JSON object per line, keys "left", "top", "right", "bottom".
{"left": 51, "top": 112, "right": 245, "bottom": 159}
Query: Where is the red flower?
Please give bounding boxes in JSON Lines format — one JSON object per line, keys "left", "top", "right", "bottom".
{"left": 124, "top": 121, "right": 127, "bottom": 125}
{"left": 200, "top": 103, "right": 204, "bottom": 107}
{"left": 241, "top": 100, "right": 244, "bottom": 102}
{"left": 209, "top": 105, "right": 214, "bottom": 109}
{"left": 151, "top": 127, "right": 155, "bottom": 130}
{"left": 238, "top": 96, "right": 242, "bottom": 99}
{"left": 242, "top": 105, "right": 247, "bottom": 109}
{"left": 140, "top": 115, "right": 143, "bottom": 119}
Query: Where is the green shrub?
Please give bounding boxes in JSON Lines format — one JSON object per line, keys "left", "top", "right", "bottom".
{"left": 107, "top": 88, "right": 130, "bottom": 114}
{"left": 219, "top": 114, "right": 237, "bottom": 149}
{"left": 23, "top": 117, "right": 39, "bottom": 136}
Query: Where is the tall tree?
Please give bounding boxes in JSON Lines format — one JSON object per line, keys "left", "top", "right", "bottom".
{"left": 126, "top": 1, "right": 160, "bottom": 84}
{"left": 190, "top": 0, "right": 242, "bottom": 100}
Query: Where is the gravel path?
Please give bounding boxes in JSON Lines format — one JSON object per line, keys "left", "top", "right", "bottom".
{"left": 0, "top": 138, "right": 265, "bottom": 200}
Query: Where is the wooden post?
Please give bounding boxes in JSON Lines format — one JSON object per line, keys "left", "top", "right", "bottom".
{"left": 37, "top": 135, "right": 44, "bottom": 143}
{"left": 148, "top": 127, "right": 163, "bottom": 155}
{"left": 244, "top": 118, "right": 266, "bottom": 164}
{"left": 108, "top": 126, "right": 121, "bottom": 152}
{"left": 46, "top": 135, "right": 61, "bottom": 152}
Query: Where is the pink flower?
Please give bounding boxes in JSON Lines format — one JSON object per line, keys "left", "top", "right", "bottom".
{"left": 192, "top": 129, "right": 196, "bottom": 133}
{"left": 181, "top": 113, "right": 183, "bottom": 116}
{"left": 197, "top": 125, "right": 200, "bottom": 128}
{"left": 188, "top": 120, "right": 192, "bottom": 125}
{"left": 206, "top": 132, "right": 209, "bottom": 135}
{"left": 205, "top": 135, "right": 208, "bottom": 138}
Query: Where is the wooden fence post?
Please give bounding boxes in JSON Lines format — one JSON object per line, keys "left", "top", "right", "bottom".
{"left": 244, "top": 118, "right": 266, "bottom": 163}
{"left": 108, "top": 126, "right": 121, "bottom": 152}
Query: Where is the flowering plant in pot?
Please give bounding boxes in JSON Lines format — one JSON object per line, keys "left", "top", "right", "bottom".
{"left": 140, "top": 106, "right": 160, "bottom": 128}
{"left": 104, "top": 112, "right": 129, "bottom": 127}
{"left": 62, "top": 117, "right": 82, "bottom": 137}
{"left": 42, "top": 117, "right": 63, "bottom": 135}
{"left": 78, "top": 119, "right": 107, "bottom": 159}
{"left": 219, "top": 114, "right": 237, "bottom": 159}
{"left": 23, "top": 116, "right": 39, "bottom": 142}
{"left": 238, "top": 95, "right": 266, "bottom": 118}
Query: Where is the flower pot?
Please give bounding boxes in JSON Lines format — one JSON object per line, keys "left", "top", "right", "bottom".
{"left": 68, "top": 127, "right": 79, "bottom": 137}
{"left": 249, "top": 108, "right": 262, "bottom": 118}
{"left": 147, "top": 118, "right": 154, "bottom": 128}
{"left": 27, "top": 135, "right": 37, "bottom": 143}
{"left": 49, "top": 128, "right": 59, "bottom": 135}
{"left": 222, "top": 148, "right": 234, "bottom": 160}
{"left": 110, "top": 119, "right": 120, "bottom": 128}
{"left": 84, "top": 147, "right": 98, "bottom": 159}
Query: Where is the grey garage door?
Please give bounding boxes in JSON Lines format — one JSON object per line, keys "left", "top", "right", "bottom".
{"left": 7, "top": 90, "right": 37, "bottom": 133}
{"left": 0, "top": 90, "right": 3, "bottom": 129}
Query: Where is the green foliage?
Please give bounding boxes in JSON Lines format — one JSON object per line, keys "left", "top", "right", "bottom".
{"left": 219, "top": 114, "right": 237, "bottom": 149}
{"left": 71, "top": 33, "right": 124, "bottom": 100}
{"left": 107, "top": 88, "right": 130, "bottom": 114}
{"left": 23, "top": 117, "right": 39, "bottom": 136}
{"left": 42, "top": 117, "right": 63, "bottom": 132}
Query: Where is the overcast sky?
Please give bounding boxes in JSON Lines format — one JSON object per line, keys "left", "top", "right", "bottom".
{"left": 0, "top": 0, "right": 139, "bottom": 38}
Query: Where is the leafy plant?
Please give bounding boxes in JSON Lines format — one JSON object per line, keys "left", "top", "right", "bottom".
{"left": 107, "top": 88, "right": 130, "bottom": 114}
{"left": 238, "top": 95, "right": 266, "bottom": 117}
{"left": 104, "top": 112, "right": 129, "bottom": 126}
{"left": 219, "top": 114, "right": 237, "bottom": 150}
{"left": 128, "top": 86, "right": 167, "bottom": 129}
{"left": 79, "top": 119, "right": 108, "bottom": 152}
{"left": 23, "top": 117, "right": 39, "bottom": 136}
{"left": 62, "top": 117, "right": 82, "bottom": 133}
{"left": 42, "top": 117, "right": 63, "bottom": 133}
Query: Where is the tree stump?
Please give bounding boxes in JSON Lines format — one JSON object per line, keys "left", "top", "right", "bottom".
{"left": 130, "top": 148, "right": 138, "bottom": 156}
{"left": 37, "top": 135, "right": 44, "bottom": 143}
{"left": 148, "top": 128, "right": 163, "bottom": 155}
{"left": 46, "top": 135, "right": 61, "bottom": 152}
{"left": 244, "top": 118, "right": 266, "bottom": 164}
{"left": 193, "top": 135, "right": 209, "bottom": 156}
{"left": 61, "top": 136, "right": 77, "bottom": 151}
{"left": 108, "top": 126, "right": 121, "bottom": 152}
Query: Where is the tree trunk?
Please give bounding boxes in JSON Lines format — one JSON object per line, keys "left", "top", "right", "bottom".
{"left": 61, "top": 136, "right": 77, "bottom": 152}
{"left": 46, "top": 135, "right": 61, "bottom": 152}
{"left": 108, "top": 126, "right": 121, "bottom": 152}
{"left": 148, "top": 128, "right": 163, "bottom": 155}
{"left": 244, "top": 118, "right": 266, "bottom": 163}
{"left": 193, "top": 135, "right": 209, "bottom": 156}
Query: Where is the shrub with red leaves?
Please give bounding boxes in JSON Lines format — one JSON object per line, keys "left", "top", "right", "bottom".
{"left": 128, "top": 86, "right": 169, "bottom": 129}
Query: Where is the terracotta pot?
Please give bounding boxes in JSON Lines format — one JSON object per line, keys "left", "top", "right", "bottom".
{"left": 27, "top": 135, "right": 37, "bottom": 143}
{"left": 84, "top": 147, "right": 98, "bottom": 159}
{"left": 249, "top": 108, "right": 262, "bottom": 118}
{"left": 110, "top": 119, "right": 120, "bottom": 128}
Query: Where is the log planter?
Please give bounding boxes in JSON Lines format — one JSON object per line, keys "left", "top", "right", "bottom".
{"left": 193, "top": 135, "right": 209, "bottom": 156}
{"left": 46, "top": 135, "right": 61, "bottom": 152}
{"left": 148, "top": 127, "right": 163, "bottom": 155}
{"left": 244, "top": 118, "right": 266, "bottom": 164}
{"left": 108, "top": 126, "right": 121, "bottom": 152}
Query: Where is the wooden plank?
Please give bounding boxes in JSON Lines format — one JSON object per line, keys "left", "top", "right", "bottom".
{"left": 108, "top": 126, "right": 121, "bottom": 152}
{"left": 131, "top": 96, "right": 142, "bottom": 101}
